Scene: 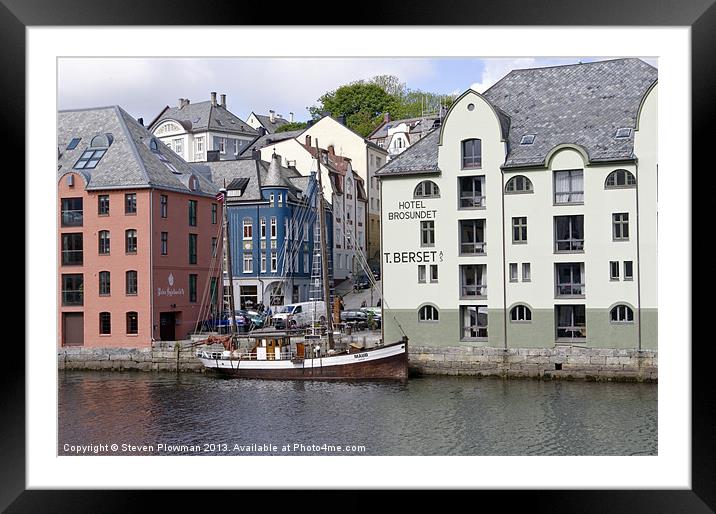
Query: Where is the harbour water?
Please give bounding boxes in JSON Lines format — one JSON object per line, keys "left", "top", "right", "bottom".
{"left": 59, "top": 371, "right": 657, "bottom": 456}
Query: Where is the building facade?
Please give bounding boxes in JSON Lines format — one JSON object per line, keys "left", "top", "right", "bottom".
{"left": 378, "top": 59, "right": 658, "bottom": 350}
{"left": 246, "top": 110, "right": 292, "bottom": 134}
{"left": 368, "top": 113, "right": 443, "bottom": 159}
{"left": 58, "top": 106, "right": 222, "bottom": 348}
{"left": 194, "top": 154, "right": 332, "bottom": 309}
{"left": 149, "top": 92, "right": 257, "bottom": 162}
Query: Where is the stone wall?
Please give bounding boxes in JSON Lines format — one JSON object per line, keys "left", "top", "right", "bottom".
{"left": 58, "top": 343, "right": 206, "bottom": 373}
{"left": 409, "top": 346, "right": 657, "bottom": 382}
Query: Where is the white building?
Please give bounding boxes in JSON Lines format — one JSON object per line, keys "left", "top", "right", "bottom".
{"left": 378, "top": 58, "right": 658, "bottom": 350}
{"left": 149, "top": 92, "right": 257, "bottom": 162}
{"left": 368, "top": 113, "right": 442, "bottom": 159}
{"left": 246, "top": 110, "right": 292, "bottom": 134}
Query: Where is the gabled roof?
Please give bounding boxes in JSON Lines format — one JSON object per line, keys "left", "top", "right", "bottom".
{"left": 368, "top": 115, "right": 441, "bottom": 139}
{"left": 58, "top": 106, "right": 218, "bottom": 196}
{"left": 251, "top": 112, "right": 290, "bottom": 134}
{"left": 483, "top": 58, "right": 657, "bottom": 168}
{"left": 377, "top": 58, "right": 657, "bottom": 176}
{"left": 240, "top": 129, "right": 307, "bottom": 155}
{"left": 375, "top": 129, "right": 440, "bottom": 177}
{"left": 150, "top": 100, "right": 257, "bottom": 136}
{"left": 192, "top": 157, "right": 303, "bottom": 203}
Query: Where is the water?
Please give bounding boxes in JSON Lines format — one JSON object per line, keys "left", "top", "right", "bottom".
{"left": 58, "top": 371, "right": 657, "bottom": 456}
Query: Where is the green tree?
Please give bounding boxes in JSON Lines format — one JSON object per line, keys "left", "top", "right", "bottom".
{"left": 275, "top": 121, "right": 308, "bottom": 133}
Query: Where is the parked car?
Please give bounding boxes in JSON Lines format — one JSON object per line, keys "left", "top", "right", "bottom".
{"left": 360, "top": 307, "right": 382, "bottom": 328}
{"left": 353, "top": 276, "right": 371, "bottom": 290}
{"left": 272, "top": 301, "right": 327, "bottom": 329}
{"left": 370, "top": 267, "right": 381, "bottom": 281}
{"left": 341, "top": 309, "right": 368, "bottom": 323}
{"left": 244, "top": 310, "right": 264, "bottom": 329}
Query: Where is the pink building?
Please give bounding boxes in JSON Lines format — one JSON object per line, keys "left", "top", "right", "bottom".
{"left": 58, "top": 106, "right": 223, "bottom": 348}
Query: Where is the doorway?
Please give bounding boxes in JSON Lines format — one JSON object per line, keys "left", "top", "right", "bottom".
{"left": 159, "top": 312, "right": 176, "bottom": 341}
{"left": 62, "top": 312, "right": 84, "bottom": 346}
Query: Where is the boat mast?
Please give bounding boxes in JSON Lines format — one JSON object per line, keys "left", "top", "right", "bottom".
{"left": 314, "top": 139, "right": 334, "bottom": 349}
{"left": 220, "top": 185, "right": 238, "bottom": 345}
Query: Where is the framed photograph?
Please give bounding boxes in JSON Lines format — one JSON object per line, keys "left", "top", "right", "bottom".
{"left": 5, "top": 0, "right": 711, "bottom": 509}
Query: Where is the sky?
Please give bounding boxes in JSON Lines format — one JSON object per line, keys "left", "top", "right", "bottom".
{"left": 58, "top": 57, "right": 658, "bottom": 125}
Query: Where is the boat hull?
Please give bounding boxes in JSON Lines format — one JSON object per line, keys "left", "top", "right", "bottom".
{"left": 198, "top": 341, "right": 408, "bottom": 381}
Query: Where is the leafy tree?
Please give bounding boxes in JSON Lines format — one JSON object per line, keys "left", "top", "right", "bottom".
{"left": 275, "top": 121, "right": 307, "bottom": 133}
{"left": 308, "top": 75, "right": 457, "bottom": 137}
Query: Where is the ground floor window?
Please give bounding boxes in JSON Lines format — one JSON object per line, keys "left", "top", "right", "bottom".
{"left": 240, "top": 285, "right": 258, "bottom": 310}
{"left": 126, "top": 312, "right": 138, "bottom": 334}
{"left": 461, "top": 305, "right": 488, "bottom": 339}
{"left": 555, "top": 305, "right": 586, "bottom": 340}
{"left": 510, "top": 305, "right": 532, "bottom": 322}
{"left": 610, "top": 304, "right": 634, "bottom": 322}
{"left": 99, "top": 312, "right": 111, "bottom": 335}
{"left": 418, "top": 305, "right": 439, "bottom": 322}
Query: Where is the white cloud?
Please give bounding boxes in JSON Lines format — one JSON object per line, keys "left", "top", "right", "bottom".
{"left": 58, "top": 57, "right": 437, "bottom": 123}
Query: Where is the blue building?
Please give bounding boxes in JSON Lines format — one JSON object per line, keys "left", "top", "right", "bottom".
{"left": 194, "top": 153, "right": 332, "bottom": 310}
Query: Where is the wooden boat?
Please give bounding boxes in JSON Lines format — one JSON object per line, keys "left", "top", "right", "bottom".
{"left": 197, "top": 330, "right": 408, "bottom": 380}
{"left": 195, "top": 138, "right": 408, "bottom": 381}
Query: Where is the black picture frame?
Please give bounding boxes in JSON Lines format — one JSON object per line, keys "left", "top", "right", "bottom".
{"left": 3, "top": 0, "right": 711, "bottom": 510}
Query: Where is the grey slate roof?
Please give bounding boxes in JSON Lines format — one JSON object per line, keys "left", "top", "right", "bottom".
{"left": 483, "top": 58, "right": 657, "bottom": 168}
{"left": 57, "top": 106, "right": 219, "bottom": 196}
{"left": 368, "top": 115, "right": 441, "bottom": 140}
{"left": 191, "top": 157, "right": 303, "bottom": 203}
{"left": 150, "top": 101, "right": 257, "bottom": 136}
{"left": 377, "top": 58, "right": 657, "bottom": 176}
{"left": 252, "top": 113, "right": 290, "bottom": 134}
{"left": 375, "top": 129, "right": 440, "bottom": 177}
{"left": 240, "top": 129, "right": 306, "bottom": 155}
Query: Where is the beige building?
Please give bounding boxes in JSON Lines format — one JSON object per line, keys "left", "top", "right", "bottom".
{"left": 378, "top": 59, "right": 658, "bottom": 350}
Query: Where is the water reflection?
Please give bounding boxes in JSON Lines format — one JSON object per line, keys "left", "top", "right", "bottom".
{"left": 59, "top": 372, "right": 657, "bottom": 456}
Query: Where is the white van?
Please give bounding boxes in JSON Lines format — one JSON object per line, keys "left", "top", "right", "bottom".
{"left": 272, "top": 301, "right": 327, "bottom": 329}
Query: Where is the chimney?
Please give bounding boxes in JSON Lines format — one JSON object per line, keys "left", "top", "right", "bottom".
{"left": 257, "top": 127, "right": 267, "bottom": 137}
{"left": 337, "top": 115, "right": 346, "bottom": 125}
{"left": 137, "top": 117, "right": 144, "bottom": 127}
{"left": 210, "top": 92, "right": 217, "bottom": 106}
{"left": 269, "top": 110, "right": 275, "bottom": 123}
{"left": 384, "top": 112, "right": 391, "bottom": 122}
{"left": 327, "top": 145, "right": 335, "bottom": 156}
{"left": 251, "top": 148, "right": 260, "bottom": 161}
{"left": 305, "top": 135, "right": 311, "bottom": 147}
{"left": 220, "top": 94, "right": 226, "bottom": 108}
{"left": 289, "top": 112, "right": 294, "bottom": 122}
{"left": 207, "top": 150, "right": 220, "bottom": 162}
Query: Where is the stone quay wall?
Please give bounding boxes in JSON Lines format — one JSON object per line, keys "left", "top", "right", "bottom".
{"left": 58, "top": 342, "right": 206, "bottom": 373}
{"left": 409, "top": 346, "right": 657, "bottom": 382}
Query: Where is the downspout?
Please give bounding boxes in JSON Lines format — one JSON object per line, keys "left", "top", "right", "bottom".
{"left": 635, "top": 159, "right": 642, "bottom": 352}
{"left": 500, "top": 168, "right": 508, "bottom": 351}
{"left": 150, "top": 190, "right": 154, "bottom": 345}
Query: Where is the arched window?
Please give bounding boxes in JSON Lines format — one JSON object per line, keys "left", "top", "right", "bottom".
{"left": 99, "top": 312, "right": 111, "bottom": 335}
{"left": 90, "top": 133, "right": 113, "bottom": 148}
{"left": 462, "top": 139, "right": 482, "bottom": 169}
{"left": 126, "top": 312, "right": 138, "bottom": 334}
{"left": 605, "top": 169, "right": 636, "bottom": 188}
{"left": 414, "top": 180, "right": 440, "bottom": 198}
{"left": 98, "top": 230, "right": 110, "bottom": 254}
{"left": 125, "top": 229, "right": 137, "bottom": 254}
{"left": 505, "top": 175, "right": 533, "bottom": 193}
{"left": 610, "top": 304, "right": 634, "bottom": 323}
{"left": 510, "top": 305, "right": 532, "bottom": 322}
{"left": 418, "top": 305, "right": 439, "bottom": 322}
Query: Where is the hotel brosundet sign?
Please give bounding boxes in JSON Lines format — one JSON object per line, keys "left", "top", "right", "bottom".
{"left": 384, "top": 199, "right": 443, "bottom": 265}
{"left": 156, "top": 272, "right": 185, "bottom": 297}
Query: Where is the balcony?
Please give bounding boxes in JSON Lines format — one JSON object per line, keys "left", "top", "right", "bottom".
{"left": 555, "top": 239, "right": 584, "bottom": 252}
{"left": 62, "top": 290, "right": 84, "bottom": 306}
{"left": 460, "top": 242, "right": 486, "bottom": 255}
{"left": 461, "top": 284, "right": 487, "bottom": 298}
{"left": 459, "top": 194, "right": 486, "bottom": 209}
{"left": 555, "top": 283, "right": 585, "bottom": 297}
{"left": 61, "top": 210, "right": 84, "bottom": 227}
{"left": 61, "top": 250, "right": 83, "bottom": 266}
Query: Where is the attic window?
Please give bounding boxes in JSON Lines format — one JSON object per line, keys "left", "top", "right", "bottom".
{"left": 67, "top": 138, "right": 81, "bottom": 150}
{"left": 150, "top": 139, "right": 159, "bottom": 152}
{"left": 520, "top": 134, "right": 536, "bottom": 145}
{"left": 615, "top": 128, "right": 632, "bottom": 139}
{"left": 155, "top": 149, "right": 180, "bottom": 174}
{"left": 216, "top": 119, "right": 223, "bottom": 126}
{"left": 90, "top": 134, "right": 113, "bottom": 148}
{"left": 73, "top": 149, "right": 106, "bottom": 170}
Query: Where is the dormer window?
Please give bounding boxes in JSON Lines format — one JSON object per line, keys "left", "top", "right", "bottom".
{"left": 520, "top": 134, "right": 536, "bottom": 145}
{"left": 614, "top": 128, "right": 632, "bottom": 139}
{"left": 73, "top": 149, "right": 106, "bottom": 170}
{"left": 150, "top": 139, "right": 159, "bottom": 152}
{"left": 90, "top": 134, "right": 113, "bottom": 148}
